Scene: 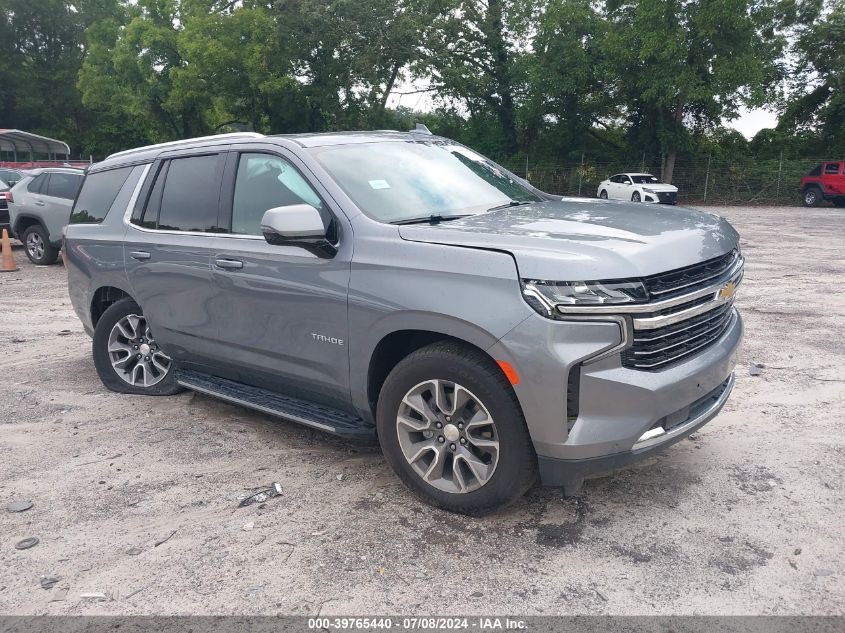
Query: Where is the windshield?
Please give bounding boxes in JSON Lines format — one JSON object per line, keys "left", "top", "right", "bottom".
{"left": 631, "top": 174, "right": 661, "bottom": 184}
{"left": 311, "top": 140, "right": 541, "bottom": 223}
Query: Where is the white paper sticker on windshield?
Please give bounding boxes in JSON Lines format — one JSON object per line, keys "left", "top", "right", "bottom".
{"left": 369, "top": 179, "right": 391, "bottom": 190}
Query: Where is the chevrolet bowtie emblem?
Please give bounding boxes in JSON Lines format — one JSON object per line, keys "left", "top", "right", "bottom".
{"left": 717, "top": 281, "right": 737, "bottom": 300}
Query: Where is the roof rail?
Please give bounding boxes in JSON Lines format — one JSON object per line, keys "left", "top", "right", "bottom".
{"left": 106, "top": 132, "right": 265, "bottom": 160}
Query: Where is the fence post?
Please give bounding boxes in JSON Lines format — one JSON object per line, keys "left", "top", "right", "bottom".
{"left": 577, "top": 152, "right": 585, "bottom": 196}
{"left": 776, "top": 150, "right": 783, "bottom": 203}
{"left": 641, "top": 152, "right": 646, "bottom": 173}
{"left": 703, "top": 153, "right": 711, "bottom": 203}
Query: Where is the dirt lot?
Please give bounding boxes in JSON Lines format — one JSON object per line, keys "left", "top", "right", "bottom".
{"left": 0, "top": 205, "right": 842, "bottom": 616}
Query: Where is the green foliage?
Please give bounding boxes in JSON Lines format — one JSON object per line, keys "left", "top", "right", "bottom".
{"left": 0, "top": 0, "right": 840, "bottom": 165}
{"left": 780, "top": 0, "right": 845, "bottom": 155}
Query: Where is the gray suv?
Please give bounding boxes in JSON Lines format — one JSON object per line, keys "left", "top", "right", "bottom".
{"left": 9, "top": 167, "right": 84, "bottom": 264}
{"left": 64, "top": 130, "right": 743, "bottom": 514}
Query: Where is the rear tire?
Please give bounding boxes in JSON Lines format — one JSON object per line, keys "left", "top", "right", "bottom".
{"left": 92, "top": 298, "right": 182, "bottom": 395}
{"left": 376, "top": 341, "right": 537, "bottom": 515}
{"left": 631, "top": 191, "right": 641, "bottom": 202}
{"left": 22, "top": 225, "right": 59, "bottom": 265}
{"left": 833, "top": 197, "right": 845, "bottom": 208}
{"left": 803, "top": 187, "right": 822, "bottom": 207}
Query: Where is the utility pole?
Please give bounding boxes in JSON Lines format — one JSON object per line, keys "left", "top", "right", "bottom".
{"left": 703, "top": 154, "right": 711, "bottom": 203}
{"left": 577, "top": 152, "right": 585, "bottom": 196}
{"left": 776, "top": 150, "right": 783, "bottom": 202}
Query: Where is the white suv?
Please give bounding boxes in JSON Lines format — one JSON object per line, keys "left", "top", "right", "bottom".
{"left": 597, "top": 173, "right": 678, "bottom": 204}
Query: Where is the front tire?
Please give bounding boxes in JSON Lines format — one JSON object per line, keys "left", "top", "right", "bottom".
{"left": 92, "top": 298, "right": 181, "bottom": 395}
{"left": 599, "top": 190, "right": 608, "bottom": 199}
{"left": 832, "top": 197, "right": 845, "bottom": 208}
{"left": 631, "top": 191, "right": 641, "bottom": 202}
{"left": 803, "top": 187, "right": 822, "bottom": 207}
{"left": 376, "top": 342, "right": 537, "bottom": 515}
{"left": 23, "top": 225, "right": 59, "bottom": 265}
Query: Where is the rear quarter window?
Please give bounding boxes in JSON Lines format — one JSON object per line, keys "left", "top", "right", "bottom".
{"left": 69, "top": 167, "right": 134, "bottom": 224}
{"left": 27, "top": 173, "right": 49, "bottom": 194}
{"left": 807, "top": 165, "right": 822, "bottom": 176}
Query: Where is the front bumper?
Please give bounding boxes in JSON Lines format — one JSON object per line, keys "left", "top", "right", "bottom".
{"left": 538, "top": 372, "right": 735, "bottom": 493}
{"left": 488, "top": 307, "right": 742, "bottom": 490}
{"left": 643, "top": 191, "right": 678, "bottom": 204}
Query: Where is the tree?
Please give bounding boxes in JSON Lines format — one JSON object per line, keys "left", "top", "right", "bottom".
{"left": 273, "top": 0, "right": 438, "bottom": 131}
{"left": 522, "top": 0, "right": 614, "bottom": 161}
{"left": 421, "top": 0, "right": 532, "bottom": 156}
{"left": 781, "top": 0, "right": 845, "bottom": 155}
{"left": 0, "top": 0, "right": 89, "bottom": 151}
{"left": 603, "top": 0, "right": 787, "bottom": 182}
{"left": 79, "top": 0, "right": 218, "bottom": 145}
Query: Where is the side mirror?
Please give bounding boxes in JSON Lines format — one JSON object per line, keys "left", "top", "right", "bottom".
{"left": 260, "top": 204, "right": 336, "bottom": 257}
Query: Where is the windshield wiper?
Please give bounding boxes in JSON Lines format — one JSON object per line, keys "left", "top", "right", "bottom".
{"left": 486, "top": 200, "right": 531, "bottom": 212}
{"left": 391, "top": 214, "right": 469, "bottom": 225}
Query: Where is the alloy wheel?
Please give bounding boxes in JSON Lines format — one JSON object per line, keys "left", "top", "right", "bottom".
{"left": 26, "top": 232, "right": 44, "bottom": 260}
{"left": 395, "top": 379, "right": 499, "bottom": 494}
{"left": 107, "top": 314, "right": 172, "bottom": 387}
{"left": 805, "top": 191, "right": 817, "bottom": 205}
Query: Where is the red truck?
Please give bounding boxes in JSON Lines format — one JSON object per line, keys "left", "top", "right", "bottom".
{"left": 801, "top": 161, "right": 845, "bottom": 207}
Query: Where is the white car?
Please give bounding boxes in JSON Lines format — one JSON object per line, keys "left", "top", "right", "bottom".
{"left": 597, "top": 173, "right": 678, "bottom": 204}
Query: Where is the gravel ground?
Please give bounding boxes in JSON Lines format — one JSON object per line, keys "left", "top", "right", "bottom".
{"left": 0, "top": 205, "right": 842, "bottom": 616}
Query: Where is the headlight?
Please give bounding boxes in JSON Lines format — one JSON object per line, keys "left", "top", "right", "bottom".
{"left": 522, "top": 279, "right": 648, "bottom": 316}
{"left": 643, "top": 188, "right": 655, "bottom": 194}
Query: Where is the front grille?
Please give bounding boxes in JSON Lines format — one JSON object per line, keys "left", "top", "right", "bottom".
{"left": 644, "top": 250, "right": 740, "bottom": 300}
{"left": 622, "top": 303, "right": 736, "bottom": 370}
{"left": 656, "top": 191, "right": 677, "bottom": 204}
{"left": 620, "top": 250, "right": 742, "bottom": 371}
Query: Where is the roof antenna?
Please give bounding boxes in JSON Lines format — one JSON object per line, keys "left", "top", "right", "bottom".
{"left": 414, "top": 123, "right": 432, "bottom": 135}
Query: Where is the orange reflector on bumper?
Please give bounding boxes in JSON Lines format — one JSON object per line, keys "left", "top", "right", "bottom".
{"left": 497, "top": 360, "right": 520, "bottom": 385}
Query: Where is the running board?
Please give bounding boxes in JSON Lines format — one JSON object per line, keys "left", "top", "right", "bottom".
{"left": 176, "top": 369, "right": 375, "bottom": 439}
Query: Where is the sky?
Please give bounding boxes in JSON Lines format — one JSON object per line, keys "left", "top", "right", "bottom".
{"left": 727, "top": 107, "right": 780, "bottom": 139}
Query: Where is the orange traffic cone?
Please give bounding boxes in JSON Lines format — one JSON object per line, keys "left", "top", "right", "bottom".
{"left": 1, "top": 228, "right": 19, "bottom": 272}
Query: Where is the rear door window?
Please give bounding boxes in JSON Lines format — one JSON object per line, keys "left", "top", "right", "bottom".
{"left": 823, "top": 163, "right": 841, "bottom": 175}
{"left": 46, "top": 173, "right": 83, "bottom": 200}
{"left": 153, "top": 154, "right": 223, "bottom": 232}
{"left": 69, "top": 166, "right": 134, "bottom": 224}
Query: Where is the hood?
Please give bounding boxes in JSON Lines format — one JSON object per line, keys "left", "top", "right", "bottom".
{"left": 639, "top": 183, "right": 677, "bottom": 192}
{"left": 398, "top": 198, "right": 739, "bottom": 280}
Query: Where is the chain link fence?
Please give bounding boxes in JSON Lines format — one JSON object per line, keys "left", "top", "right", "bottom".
{"left": 502, "top": 155, "right": 826, "bottom": 206}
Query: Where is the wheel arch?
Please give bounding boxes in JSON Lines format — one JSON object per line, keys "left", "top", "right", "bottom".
{"left": 90, "top": 285, "right": 135, "bottom": 327}
{"left": 364, "top": 325, "right": 518, "bottom": 422}
{"left": 12, "top": 214, "right": 44, "bottom": 238}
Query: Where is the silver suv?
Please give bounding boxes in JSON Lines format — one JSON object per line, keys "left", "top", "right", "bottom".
{"left": 9, "top": 167, "right": 84, "bottom": 264}
{"left": 64, "top": 131, "right": 743, "bottom": 514}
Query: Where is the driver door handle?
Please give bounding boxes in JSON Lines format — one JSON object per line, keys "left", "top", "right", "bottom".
{"left": 34, "top": 199, "right": 45, "bottom": 206}
{"left": 130, "top": 250, "right": 151, "bottom": 260}
{"left": 215, "top": 258, "right": 243, "bottom": 270}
